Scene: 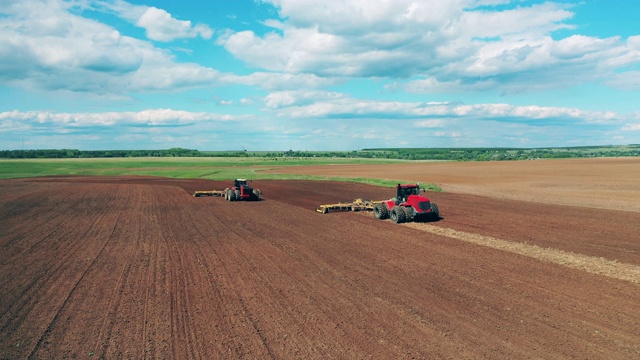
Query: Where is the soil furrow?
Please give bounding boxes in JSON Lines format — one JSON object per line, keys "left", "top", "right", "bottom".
{"left": 1, "top": 175, "right": 639, "bottom": 359}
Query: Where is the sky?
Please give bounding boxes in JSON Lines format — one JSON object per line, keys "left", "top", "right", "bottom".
{"left": 1, "top": 0, "right": 639, "bottom": 151}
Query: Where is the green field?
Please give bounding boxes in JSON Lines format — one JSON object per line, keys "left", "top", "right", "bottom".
{"left": 0, "top": 157, "right": 442, "bottom": 191}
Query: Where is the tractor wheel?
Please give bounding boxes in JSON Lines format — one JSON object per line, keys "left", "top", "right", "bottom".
{"left": 398, "top": 207, "right": 408, "bottom": 223}
{"left": 390, "top": 207, "right": 406, "bottom": 223}
{"left": 252, "top": 189, "right": 261, "bottom": 200}
{"left": 234, "top": 189, "right": 241, "bottom": 201}
{"left": 374, "top": 203, "right": 388, "bottom": 219}
{"left": 430, "top": 203, "right": 440, "bottom": 220}
{"left": 401, "top": 206, "right": 413, "bottom": 222}
{"left": 225, "top": 190, "right": 230, "bottom": 201}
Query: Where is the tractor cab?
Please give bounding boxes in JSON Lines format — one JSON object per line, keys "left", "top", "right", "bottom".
{"left": 229, "top": 179, "right": 260, "bottom": 201}
{"left": 395, "top": 184, "right": 421, "bottom": 204}
{"left": 234, "top": 179, "right": 249, "bottom": 188}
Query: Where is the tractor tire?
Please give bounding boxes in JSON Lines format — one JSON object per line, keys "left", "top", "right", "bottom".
{"left": 225, "top": 190, "right": 230, "bottom": 201}
{"left": 234, "top": 189, "right": 241, "bottom": 201}
{"left": 401, "top": 206, "right": 413, "bottom": 222}
{"left": 373, "top": 203, "right": 388, "bottom": 219}
{"left": 252, "top": 189, "right": 261, "bottom": 200}
{"left": 390, "top": 207, "right": 406, "bottom": 223}
{"left": 430, "top": 203, "right": 440, "bottom": 220}
{"left": 382, "top": 203, "right": 389, "bottom": 219}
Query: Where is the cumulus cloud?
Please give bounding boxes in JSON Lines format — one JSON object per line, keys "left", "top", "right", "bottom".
{"left": 136, "top": 7, "right": 212, "bottom": 41}
{"left": 0, "top": 0, "right": 220, "bottom": 94}
{"left": 219, "top": 0, "right": 640, "bottom": 92}
{"left": 222, "top": 72, "right": 340, "bottom": 91}
{"left": 261, "top": 90, "right": 635, "bottom": 127}
{"left": 606, "top": 70, "right": 640, "bottom": 91}
{"left": 93, "top": 0, "right": 213, "bottom": 41}
{"left": 264, "top": 90, "right": 345, "bottom": 109}
{"left": 0, "top": 109, "right": 238, "bottom": 128}
{"left": 0, "top": 109, "right": 250, "bottom": 150}
{"left": 1, "top": 102, "right": 638, "bottom": 150}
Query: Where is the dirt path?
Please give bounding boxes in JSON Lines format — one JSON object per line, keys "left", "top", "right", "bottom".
{"left": 1, "top": 177, "right": 639, "bottom": 359}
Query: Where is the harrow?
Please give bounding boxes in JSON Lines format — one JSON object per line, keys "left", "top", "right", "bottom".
{"left": 316, "top": 198, "right": 382, "bottom": 214}
{"left": 193, "top": 190, "right": 226, "bottom": 197}
{"left": 316, "top": 183, "right": 440, "bottom": 223}
{"left": 193, "top": 179, "right": 261, "bottom": 201}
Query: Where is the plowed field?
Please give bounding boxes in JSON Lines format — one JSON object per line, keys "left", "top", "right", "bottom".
{"left": 1, "top": 167, "right": 639, "bottom": 358}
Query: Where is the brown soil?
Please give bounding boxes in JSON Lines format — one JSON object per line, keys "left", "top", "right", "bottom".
{"left": 268, "top": 157, "right": 640, "bottom": 212}
{"left": 1, "top": 170, "right": 639, "bottom": 359}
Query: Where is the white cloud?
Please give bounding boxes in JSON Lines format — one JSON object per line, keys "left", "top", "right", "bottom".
{"left": 136, "top": 6, "right": 213, "bottom": 42}
{"left": 416, "top": 120, "right": 446, "bottom": 128}
{"left": 222, "top": 72, "right": 339, "bottom": 91}
{"left": 0, "top": 0, "right": 220, "bottom": 94}
{"left": 94, "top": 0, "right": 213, "bottom": 42}
{"left": 260, "top": 90, "right": 636, "bottom": 127}
{"left": 622, "top": 123, "right": 640, "bottom": 131}
{"left": 606, "top": 71, "right": 640, "bottom": 91}
{"left": 0, "top": 109, "right": 238, "bottom": 127}
{"left": 459, "top": 2, "right": 574, "bottom": 39}
{"left": 1, "top": 103, "right": 638, "bottom": 151}
{"left": 264, "top": 90, "right": 344, "bottom": 109}
{"left": 219, "top": 0, "right": 640, "bottom": 92}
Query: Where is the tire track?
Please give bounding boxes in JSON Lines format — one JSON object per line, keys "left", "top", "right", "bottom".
{"left": 184, "top": 200, "right": 277, "bottom": 358}
{"left": 1, "top": 185, "right": 118, "bottom": 358}
{"left": 26, "top": 189, "right": 125, "bottom": 359}
{"left": 403, "top": 222, "right": 640, "bottom": 284}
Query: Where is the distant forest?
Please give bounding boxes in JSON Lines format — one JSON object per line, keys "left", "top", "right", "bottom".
{"left": 1, "top": 145, "right": 640, "bottom": 161}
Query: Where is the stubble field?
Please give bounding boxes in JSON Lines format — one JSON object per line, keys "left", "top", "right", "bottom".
{"left": 1, "top": 158, "right": 639, "bottom": 359}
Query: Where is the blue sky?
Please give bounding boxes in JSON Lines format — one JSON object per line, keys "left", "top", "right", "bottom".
{"left": 1, "top": 0, "right": 639, "bottom": 151}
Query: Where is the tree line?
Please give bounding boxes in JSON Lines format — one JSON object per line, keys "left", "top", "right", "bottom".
{"left": 2, "top": 145, "right": 639, "bottom": 161}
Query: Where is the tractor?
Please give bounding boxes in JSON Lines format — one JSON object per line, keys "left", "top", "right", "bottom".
{"left": 225, "top": 179, "right": 261, "bottom": 201}
{"left": 372, "top": 184, "right": 439, "bottom": 223}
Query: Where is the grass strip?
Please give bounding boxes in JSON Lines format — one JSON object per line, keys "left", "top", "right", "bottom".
{"left": 0, "top": 158, "right": 443, "bottom": 192}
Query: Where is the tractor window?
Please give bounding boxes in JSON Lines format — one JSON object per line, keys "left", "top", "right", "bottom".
{"left": 418, "top": 201, "right": 431, "bottom": 210}
{"left": 404, "top": 187, "right": 418, "bottom": 196}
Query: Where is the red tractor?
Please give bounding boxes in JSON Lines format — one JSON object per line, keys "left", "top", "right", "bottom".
{"left": 225, "top": 179, "right": 261, "bottom": 201}
{"left": 373, "top": 184, "right": 439, "bottom": 223}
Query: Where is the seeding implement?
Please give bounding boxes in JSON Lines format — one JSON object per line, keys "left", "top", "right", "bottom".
{"left": 317, "top": 183, "right": 440, "bottom": 223}
{"left": 193, "top": 179, "right": 261, "bottom": 201}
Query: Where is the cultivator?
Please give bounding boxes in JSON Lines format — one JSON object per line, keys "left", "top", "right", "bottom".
{"left": 193, "top": 190, "right": 226, "bottom": 197}
{"left": 316, "top": 183, "right": 441, "bottom": 223}
{"left": 316, "top": 198, "right": 382, "bottom": 214}
{"left": 193, "top": 179, "right": 261, "bottom": 201}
